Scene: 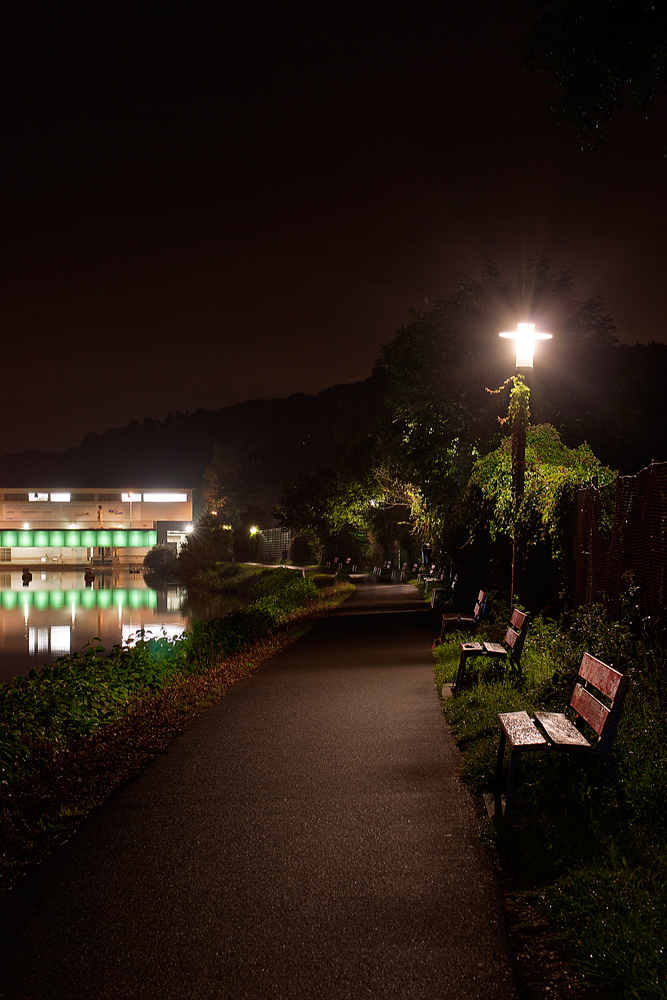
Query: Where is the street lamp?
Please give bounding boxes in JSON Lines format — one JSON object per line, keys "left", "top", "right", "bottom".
{"left": 498, "top": 323, "right": 551, "bottom": 606}
{"left": 499, "top": 322, "right": 551, "bottom": 368}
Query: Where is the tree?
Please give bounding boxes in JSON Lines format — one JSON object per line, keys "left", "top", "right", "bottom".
{"left": 177, "top": 512, "right": 233, "bottom": 581}
{"left": 370, "top": 259, "right": 620, "bottom": 555}
{"left": 521, "top": 1, "right": 667, "bottom": 154}
{"left": 273, "top": 469, "right": 375, "bottom": 564}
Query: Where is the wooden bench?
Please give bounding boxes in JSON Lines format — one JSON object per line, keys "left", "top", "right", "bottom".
{"left": 453, "top": 608, "right": 530, "bottom": 695}
{"left": 440, "top": 589, "right": 487, "bottom": 641}
{"left": 494, "top": 652, "right": 629, "bottom": 817}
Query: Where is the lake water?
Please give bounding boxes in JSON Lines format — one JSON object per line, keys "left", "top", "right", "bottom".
{"left": 0, "top": 568, "right": 243, "bottom": 685}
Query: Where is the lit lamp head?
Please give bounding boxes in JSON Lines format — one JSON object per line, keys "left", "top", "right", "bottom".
{"left": 499, "top": 322, "right": 552, "bottom": 368}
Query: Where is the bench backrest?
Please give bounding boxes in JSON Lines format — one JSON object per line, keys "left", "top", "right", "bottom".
{"left": 570, "top": 652, "right": 628, "bottom": 748}
{"left": 503, "top": 608, "right": 530, "bottom": 659}
{"left": 473, "top": 590, "right": 487, "bottom": 620}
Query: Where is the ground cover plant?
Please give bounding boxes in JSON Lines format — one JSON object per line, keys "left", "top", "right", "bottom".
{"left": 434, "top": 600, "right": 667, "bottom": 1000}
{"left": 0, "top": 568, "right": 353, "bottom": 894}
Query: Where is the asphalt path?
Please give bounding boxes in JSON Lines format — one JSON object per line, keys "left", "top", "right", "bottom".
{"left": 0, "top": 578, "right": 518, "bottom": 999}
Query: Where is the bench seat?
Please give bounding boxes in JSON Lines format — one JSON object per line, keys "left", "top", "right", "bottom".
{"left": 534, "top": 711, "right": 591, "bottom": 747}
{"left": 498, "top": 710, "right": 548, "bottom": 748}
{"left": 494, "top": 653, "right": 628, "bottom": 818}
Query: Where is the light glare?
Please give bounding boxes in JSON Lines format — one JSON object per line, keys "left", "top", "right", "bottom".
{"left": 499, "top": 323, "right": 552, "bottom": 368}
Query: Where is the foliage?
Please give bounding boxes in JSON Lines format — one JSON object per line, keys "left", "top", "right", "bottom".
{"left": 507, "top": 376, "right": 530, "bottom": 496}
{"left": 521, "top": 0, "right": 667, "bottom": 155}
{"left": 290, "top": 532, "right": 320, "bottom": 565}
{"left": 177, "top": 512, "right": 234, "bottom": 581}
{"left": 0, "top": 634, "right": 192, "bottom": 784}
{"left": 469, "top": 423, "right": 614, "bottom": 548}
{"left": 464, "top": 419, "right": 615, "bottom": 606}
{"left": 142, "top": 544, "right": 179, "bottom": 578}
{"left": 248, "top": 567, "right": 318, "bottom": 617}
{"left": 0, "top": 569, "right": 321, "bottom": 786}
{"left": 434, "top": 604, "right": 667, "bottom": 999}
{"left": 273, "top": 468, "right": 376, "bottom": 563}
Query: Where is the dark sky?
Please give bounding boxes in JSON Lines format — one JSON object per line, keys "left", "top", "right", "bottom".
{"left": 2, "top": 2, "right": 665, "bottom": 455}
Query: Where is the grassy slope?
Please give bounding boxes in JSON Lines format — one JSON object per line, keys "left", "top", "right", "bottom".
{"left": 434, "top": 607, "right": 667, "bottom": 1000}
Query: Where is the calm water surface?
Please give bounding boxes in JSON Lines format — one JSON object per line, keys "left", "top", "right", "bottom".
{"left": 0, "top": 568, "right": 243, "bottom": 685}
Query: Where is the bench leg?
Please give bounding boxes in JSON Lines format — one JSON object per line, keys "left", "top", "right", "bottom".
{"left": 494, "top": 728, "right": 506, "bottom": 786}
{"left": 453, "top": 650, "right": 468, "bottom": 696}
{"left": 493, "top": 728, "right": 520, "bottom": 819}
{"left": 505, "top": 748, "right": 520, "bottom": 818}
{"left": 494, "top": 729, "right": 506, "bottom": 816}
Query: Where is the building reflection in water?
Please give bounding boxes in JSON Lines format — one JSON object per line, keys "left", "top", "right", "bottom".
{"left": 0, "top": 569, "right": 190, "bottom": 684}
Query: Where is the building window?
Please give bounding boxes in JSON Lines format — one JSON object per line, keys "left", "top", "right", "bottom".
{"left": 29, "top": 492, "right": 49, "bottom": 502}
{"left": 143, "top": 493, "right": 188, "bottom": 502}
{"left": 50, "top": 493, "right": 71, "bottom": 502}
{"left": 98, "top": 493, "right": 121, "bottom": 501}
{"left": 0, "top": 571, "right": 10, "bottom": 583}
{"left": 5, "top": 493, "right": 28, "bottom": 501}
{"left": 71, "top": 493, "right": 94, "bottom": 501}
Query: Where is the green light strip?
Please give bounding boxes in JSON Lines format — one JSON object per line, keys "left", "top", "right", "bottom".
{"left": 2, "top": 589, "right": 159, "bottom": 609}
{"left": 1, "top": 530, "right": 158, "bottom": 548}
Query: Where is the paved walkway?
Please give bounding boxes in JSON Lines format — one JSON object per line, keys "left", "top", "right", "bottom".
{"left": 0, "top": 579, "right": 518, "bottom": 999}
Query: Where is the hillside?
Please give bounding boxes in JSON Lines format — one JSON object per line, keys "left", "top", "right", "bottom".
{"left": 0, "top": 380, "right": 384, "bottom": 514}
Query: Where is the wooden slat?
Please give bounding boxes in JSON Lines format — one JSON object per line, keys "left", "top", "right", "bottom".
{"left": 460, "top": 641, "right": 483, "bottom": 653}
{"left": 535, "top": 712, "right": 590, "bottom": 747}
{"left": 483, "top": 642, "right": 507, "bottom": 656}
{"left": 499, "top": 711, "right": 548, "bottom": 748}
{"left": 504, "top": 629, "right": 519, "bottom": 649}
{"left": 570, "top": 684, "right": 609, "bottom": 736}
{"left": 579, "top": 652, "right": 624, "bottom": 700}
{"left": 510, "top": 608, "right": 528, "bottom": 630}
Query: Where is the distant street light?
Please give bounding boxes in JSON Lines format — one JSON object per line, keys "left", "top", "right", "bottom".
{"left": 499, "top": 322, "right": 551, "bottom": 368}
{"left": 499, "top": 323, "right": 552, "bottom": 605}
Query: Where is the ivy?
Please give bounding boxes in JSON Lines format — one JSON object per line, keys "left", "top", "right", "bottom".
{"left": 467, "top": 423, "right": 616, "bottom": 558}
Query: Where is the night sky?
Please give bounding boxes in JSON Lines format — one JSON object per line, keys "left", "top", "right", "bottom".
{"left": 2, "top": 2, "right": 665, "bottom": 455}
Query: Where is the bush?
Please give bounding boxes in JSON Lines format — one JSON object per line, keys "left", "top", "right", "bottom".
{"left": 143, "top": 545, "right": 179, "bottom": 578}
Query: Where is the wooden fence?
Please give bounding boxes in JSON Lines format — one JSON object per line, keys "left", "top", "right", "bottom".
{"left": 573, "top": 461, "right": 667, "bottom": 625}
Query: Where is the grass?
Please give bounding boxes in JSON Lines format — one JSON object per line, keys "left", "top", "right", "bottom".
{"left": 434, "top": 601, "right": 667, "bottom": 1000}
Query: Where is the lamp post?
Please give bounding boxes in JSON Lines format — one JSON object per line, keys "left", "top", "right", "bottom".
{"left": 499, "top": 323, "right": 552, "bottom": 605}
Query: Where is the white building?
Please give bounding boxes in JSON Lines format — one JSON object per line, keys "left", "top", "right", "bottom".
{"left": 0, "top": 488, "right": 194, "bottom": 566}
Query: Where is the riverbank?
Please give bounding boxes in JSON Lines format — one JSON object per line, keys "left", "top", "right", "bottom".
{"left": 0, "top": 574, "right": 354, "bottom": 895}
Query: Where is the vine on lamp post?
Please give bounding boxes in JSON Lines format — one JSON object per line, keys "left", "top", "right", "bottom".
{"left": 488, "top": 374, "right": 531, "bottom": 604}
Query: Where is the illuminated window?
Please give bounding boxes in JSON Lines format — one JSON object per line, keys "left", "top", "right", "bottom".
{"left": 50, "top": 493, "right": 71, "bottom": 502}
{"left": 29, "top": 628, "right": 50, "bottom": 654}
{"left": 143, "top": 493, "right": 188, "bottom": 503}
{"left": 122, "top": 493, "right": 142, "bottom": 502}
{"left": 29, "top": 492, "right": 49, "bottom": 502}
{"left": 50, "top": 626, "right": 71, "bottom": 655}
